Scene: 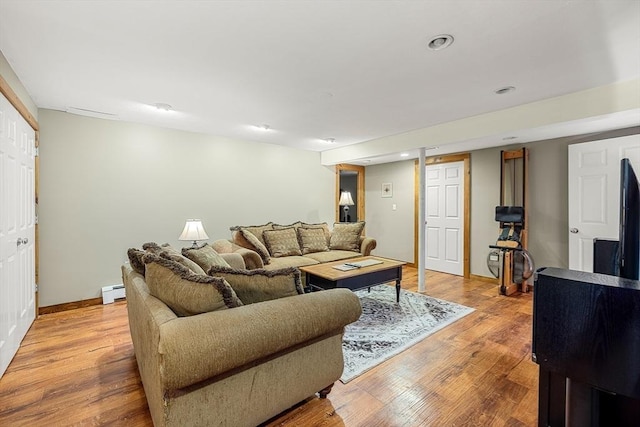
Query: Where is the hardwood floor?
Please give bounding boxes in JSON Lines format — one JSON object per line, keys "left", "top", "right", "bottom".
{"left": 0, "top": 268, "right": 538, "bottom": 426}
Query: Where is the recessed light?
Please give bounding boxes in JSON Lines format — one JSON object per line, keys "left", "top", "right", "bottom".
{"left": 323, "top": 138, "right": 336, "bottom": 144}
{"left": 155, "top": 103, "right": 173, "bottom": 111}
{"left": 400, "top": 153, "right": 409, "bottom": 157}
{"left": 503, "top": 136, "right": 517, "bottom": 140}
{"left": 427, "top": 34, "right": 454, "bottom": 51}
{"left": 253, "top": 124, "right": 271, "bottom": 131}
{"left": 495, "top": 86, "right": 516, "bottom": 95}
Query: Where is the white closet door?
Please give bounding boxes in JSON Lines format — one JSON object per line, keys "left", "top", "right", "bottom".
{"left": 0, "top": 93, "right": 36, "bottom": 378}
{"left": 568, "top": 134, "right": 640, "bottom": 272}
{"left": 425, "top": 161, "right": 464, "bottom": 276}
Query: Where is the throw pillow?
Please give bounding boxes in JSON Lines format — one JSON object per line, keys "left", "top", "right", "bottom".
{"left": 159, "top": 251, "right": 206, "bottom": 275}
{"left": 208, "top": 266, "right": 303, "bottom": 305}
{"left": 329, "top": 221, "right": 365, "bottom": 252}
{"left": 143, "top": 254, "right": 242, "bottom": 316}
{"left": 301, "top": 222, "right": 332, "bottom": 245}
{"left": 239, "top": 228, "right": 271, "bottom": 264}
{"left": 297, "top": 227, "right": 329, "bottom": 254}
{"left": 263, "top": 227, "right": 302, "bottom": 257}
{"left": 127, "top": 248, "right": 146, "bottom": 275}
{"left": 182, "top": 244, "right": 231, "bottom": 271}
{"left": 142, "top": 241, "right": 171, "bottom": 254}
{"left": 230, "top": 222, "right": 274, "bottom": 246}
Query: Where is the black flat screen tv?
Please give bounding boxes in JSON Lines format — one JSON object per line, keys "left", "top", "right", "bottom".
{"left": 618, "top": 158, "right": 640, "bottom": 280}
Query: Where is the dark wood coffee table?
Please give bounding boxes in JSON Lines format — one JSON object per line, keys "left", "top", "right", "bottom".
{"left": 299, "top": 256, "right": 406, "bottom": 302}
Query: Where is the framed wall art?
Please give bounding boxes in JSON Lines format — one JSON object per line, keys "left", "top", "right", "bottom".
{"left": 381, "top": 182, "right": 393, "bottom": 198}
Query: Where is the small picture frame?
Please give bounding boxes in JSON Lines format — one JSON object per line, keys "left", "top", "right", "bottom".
{"left": 381, "top": 183, "right": 393, "bottom": 198}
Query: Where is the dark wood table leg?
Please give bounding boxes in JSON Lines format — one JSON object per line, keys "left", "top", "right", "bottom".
{"left": 395, "top": 266, "right": 402, "bottom": 302}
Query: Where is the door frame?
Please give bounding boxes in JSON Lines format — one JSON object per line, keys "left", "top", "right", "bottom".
{"left": 414, "top": 153, "right": 470, "bottom": 278}
{"left": 0, "top": 75, "right": 39, "bottom": 313}
{"left": 335, "top": 164, "right": 365, "bottom": 223}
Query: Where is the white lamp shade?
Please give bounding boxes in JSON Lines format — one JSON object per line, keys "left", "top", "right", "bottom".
{"left": 178, "top": 219, "right": 209, "bottom": 242}
{"left": 339, "top": 191, "right": 355, "bottom": 206}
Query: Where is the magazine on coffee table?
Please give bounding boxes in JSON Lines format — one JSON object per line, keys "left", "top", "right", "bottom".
{"left": 332, "top": 259, "right": 383, "bottom": 271}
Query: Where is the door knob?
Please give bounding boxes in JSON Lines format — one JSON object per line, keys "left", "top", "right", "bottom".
{"left": 570, "top": 228, "right": 579, "bottom": 234}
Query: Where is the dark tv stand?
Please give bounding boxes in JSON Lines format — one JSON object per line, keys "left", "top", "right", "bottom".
{"left": 533, "top": 268, "right": 640, "bottom": 427}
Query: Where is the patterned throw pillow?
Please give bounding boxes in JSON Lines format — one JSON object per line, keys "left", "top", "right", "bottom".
{"left": 297, "top": 227, "right": 329, "bottom": 254}
{"left": 127, "top": 248, "right": 147, "bottom": 275}
{"left": 329, "top": 222, "right": 365, "bottom": 252}
{"left": 239, "top": 228, "right": 272, "bottom": 264}
{"left": 157, "top": 244, "right": 206, "bottom": 275}
{"left": 182, "top": 244, "right": 231, "bottom": 271}
{"left": 230, "top": 222, "right": 274, "bottom": 246}
{"left": 208, "top": 266, "right": 303, "bottom": 305}
{"left": 301, "top": 222, "right": 332, "bottom": 245}
{"left": 143, "top": 254, "right": 243, "bottom": 316}
{"left": 263, "top": 227, "right": 302, "bottom": 257}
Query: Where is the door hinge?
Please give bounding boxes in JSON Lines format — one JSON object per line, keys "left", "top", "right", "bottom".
{"left": 35, "top": 283, "right": 38, "bottom": 292}
{"left": 35, "top": 214, "right": 39, "bottom": 225}
{"left": 34, "top": 146, "right": 39, "bottom": 157}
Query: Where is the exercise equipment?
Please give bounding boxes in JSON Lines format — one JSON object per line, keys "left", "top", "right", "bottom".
{"left": 487, "top": 148, "right": 535, "bottom": 295}
{"left": 488, "top": 206, "right": 535, "bottom": 295}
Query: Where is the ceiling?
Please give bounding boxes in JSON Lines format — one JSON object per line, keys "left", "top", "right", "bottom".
{"left": 1, "top": 0, "right": 639, "bottom": 164}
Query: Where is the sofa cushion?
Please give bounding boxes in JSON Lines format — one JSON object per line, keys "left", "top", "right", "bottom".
{"left": 329, "top": 222, "right": 365, "bottom": 252}
{"left": 303, "top": 250, "right": 361, "bottom": 263}
{"left": 301, "top": 222, "right": 332, "bottom": 245}
{"left": 239, "top": 228, "right": 272, "bottom": 264}
{"left": 208, "top": 266, "right": 303, "bottom": 305}
{"left": 262, "top": 256, "right": 320, "bottom": 271}
{"left": 143, "top": 254, "right": 242, "bottom": 316}
{"left": 263, "top": 227, "right": 302, "bottom": 258}
{"left": 297, "top": 227, "right": 329, "bottom": 254}
{"left": 127, "top": 248, "right": 147, "bottom": 275}
{"left": 182, "top": 244, "right": 231, "bottom": 271}
{"left": 158, "top": 245, "right": 207, "bottom": 275}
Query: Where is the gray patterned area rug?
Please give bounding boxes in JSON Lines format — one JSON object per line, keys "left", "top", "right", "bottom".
{"left": 341, "top": 285, "right": 474, "bottom": 383}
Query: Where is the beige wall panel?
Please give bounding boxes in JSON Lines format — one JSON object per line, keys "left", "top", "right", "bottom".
{"left": 38, "top": 110, "right": 334, "bottom": 306}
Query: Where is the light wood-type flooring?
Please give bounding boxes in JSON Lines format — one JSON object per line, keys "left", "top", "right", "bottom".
{"left": 0, "top": 268, "right": 538, "bottom": 426}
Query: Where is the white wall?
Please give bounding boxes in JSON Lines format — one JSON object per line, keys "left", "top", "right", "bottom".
{"left": 0, "top": 51, "right": 37, "bottom": 120}
{"left": 38, "top": 110, "right": 335, "bottom": 306}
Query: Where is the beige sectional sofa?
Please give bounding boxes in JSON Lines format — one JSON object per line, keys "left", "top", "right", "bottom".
{"left": 123, "top": 243, "right": 362, "bottom": 427}
{"left": 212, "top": 221, "right": 377, "bottom": 271}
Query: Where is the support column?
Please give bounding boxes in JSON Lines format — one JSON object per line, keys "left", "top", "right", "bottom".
{"left": 418, "top": 147, "right": 426, "bottom": 292}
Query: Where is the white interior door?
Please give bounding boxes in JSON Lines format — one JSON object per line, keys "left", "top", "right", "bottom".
{"left": 568, "top": 134, "right": 640, "bottom": 272}
{"left": 0, "top": 93, "right": 36, "bottom": 378}
{"left": 425, "top": 161, "right": 464, "bottom": 276}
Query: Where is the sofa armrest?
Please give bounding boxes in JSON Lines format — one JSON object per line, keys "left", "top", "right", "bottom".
{"left": 211, "top": 239, "right": 264, "bottom": 269}
{"left": 360, "top": 236, "right": 377, "bottom": 256}
{"left": 157, "top": 289, "right": 361, "bottom": 391}
{"left": 219, "top": 253, "right": 245, "bottom": 270}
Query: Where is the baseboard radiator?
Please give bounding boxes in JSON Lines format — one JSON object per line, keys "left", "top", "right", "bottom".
{"left": 102, "top": 284, "right": 126, "bottom": 304}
